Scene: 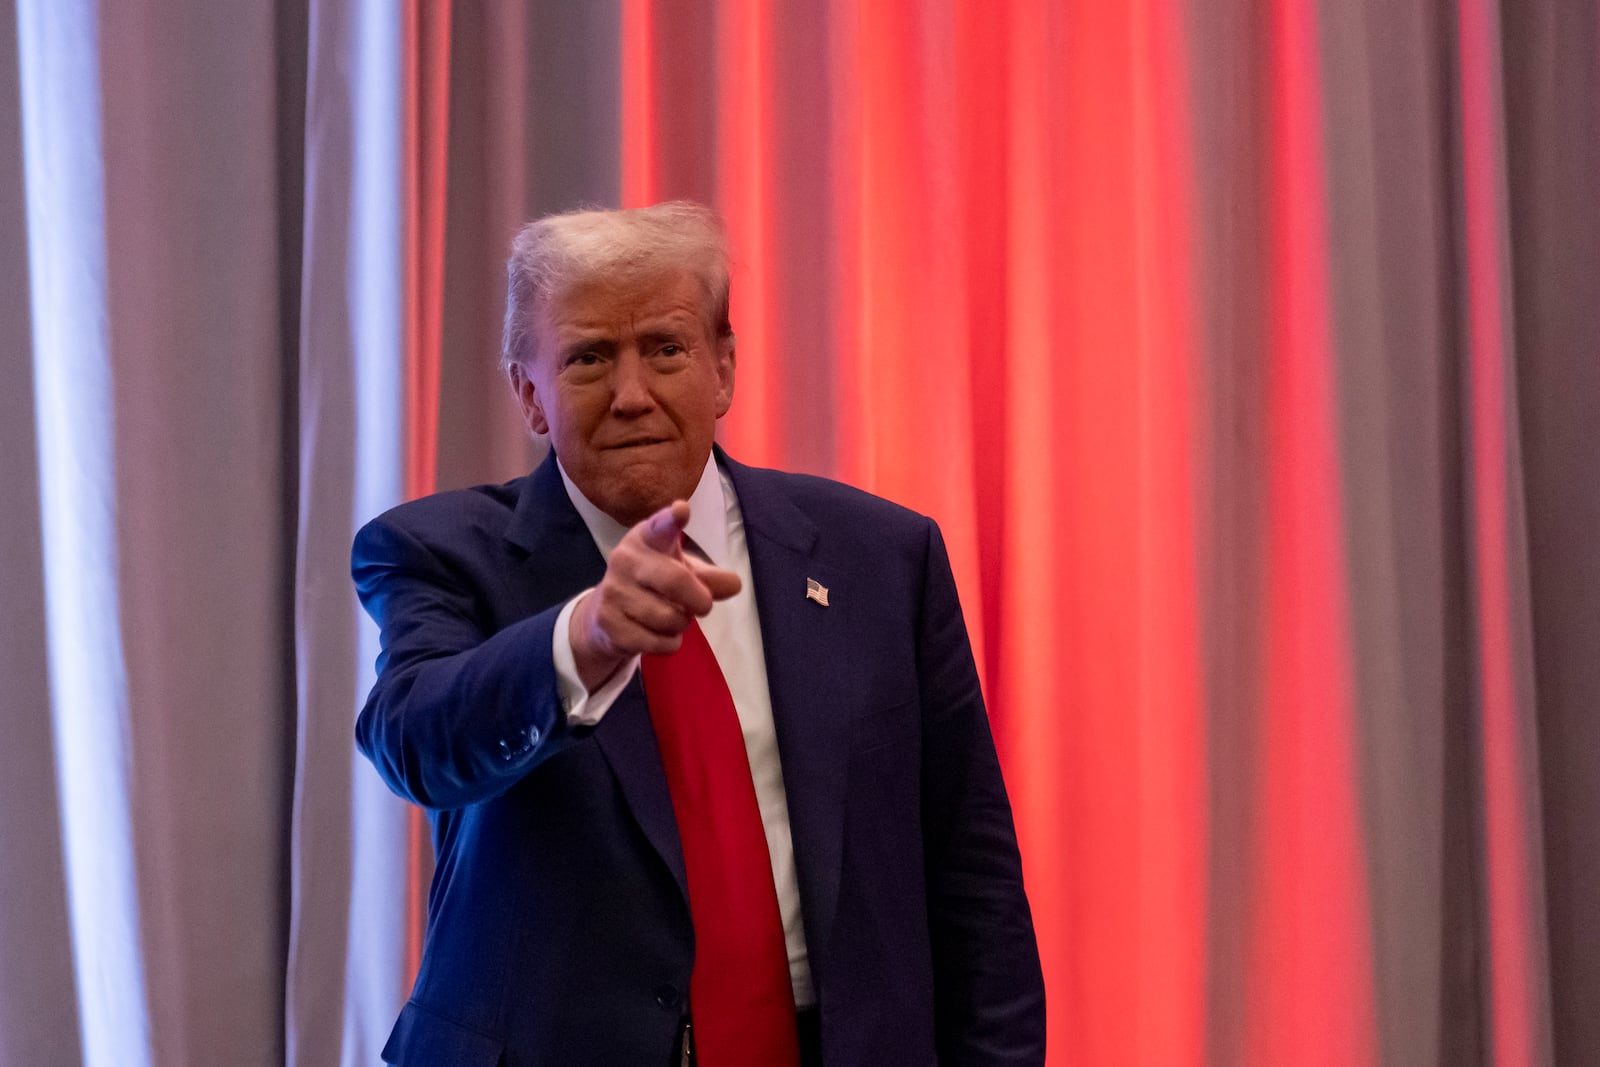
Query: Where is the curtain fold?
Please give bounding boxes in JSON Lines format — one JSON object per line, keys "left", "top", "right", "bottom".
{"left": 1455, "top": 1, "right": 1553, "bottom": 1062}
{"left": 285, "top": 1, "right": 409, "bottom": 1064}
{"left": 1, "top": 1, "right": 90, "bottom": 1061}
{"left": 2, "top": 1, "right": 1596, "bottom": 1065}
{"left": 1502, "top": 4, "right": 1600, "bottom": 1062}
{"left": 13, "top": 3, "right": 142, "bottom": 1063}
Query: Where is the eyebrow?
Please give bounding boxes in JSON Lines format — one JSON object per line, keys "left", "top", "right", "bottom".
{"left": 552, "top": 309, "right": 702, "bottom": 357}
{"left": 557, "top": 338, "right": 609, "bottom": 360}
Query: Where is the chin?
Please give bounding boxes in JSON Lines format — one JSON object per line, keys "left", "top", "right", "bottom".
{"left": 596, "top": 478, "right": 678, "bottom": 527}
{"left": 578, "top": 449, "right": 706, "bottom": 526}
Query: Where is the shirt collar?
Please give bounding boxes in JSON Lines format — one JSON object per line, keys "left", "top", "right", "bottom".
{"left": 556, "top": 451, "right": 729, "bottom": 566}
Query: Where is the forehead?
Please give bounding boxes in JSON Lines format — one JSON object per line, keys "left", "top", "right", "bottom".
{"left": 541, "top": 269, "right": 709, "bottom": 339}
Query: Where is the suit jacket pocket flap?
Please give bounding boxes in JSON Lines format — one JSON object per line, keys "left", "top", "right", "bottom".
{"left": 383, "top": 999, "right": 504, "bottom": 1066}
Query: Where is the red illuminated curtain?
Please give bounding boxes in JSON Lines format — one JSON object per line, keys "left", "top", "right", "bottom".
{"left": 399, "top": 0, "right": 451, "bottom": 985}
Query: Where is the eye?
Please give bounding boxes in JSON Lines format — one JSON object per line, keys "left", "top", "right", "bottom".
{"left": 659, "top": 343, "right": 683, "bottom": 357}
{"left": 567, "top": 350, "right": 601, "bottom": 367}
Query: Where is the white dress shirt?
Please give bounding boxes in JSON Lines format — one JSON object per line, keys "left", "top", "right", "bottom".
{"left": 550, "top": 455, "right": 815, "bottom": 1008}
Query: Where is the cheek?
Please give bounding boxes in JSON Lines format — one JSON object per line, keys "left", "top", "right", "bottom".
{"left": 671, "top": 389, "right": 718, "bottom": 433}
{"left": 548, "top": 386, "right": 610, "bottom": 438}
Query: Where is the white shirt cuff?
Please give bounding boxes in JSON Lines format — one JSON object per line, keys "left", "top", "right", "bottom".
{"left": 553, "top": 589, "right": 639, "bottom": 727}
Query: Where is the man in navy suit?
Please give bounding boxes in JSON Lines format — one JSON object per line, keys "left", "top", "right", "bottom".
{"left": 354, "top": 202, "right": 1044, "bottom": 1065}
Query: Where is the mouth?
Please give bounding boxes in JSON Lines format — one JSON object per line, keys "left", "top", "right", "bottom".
{"left": 607, "top": 437, "right": 670, "bottom": 450}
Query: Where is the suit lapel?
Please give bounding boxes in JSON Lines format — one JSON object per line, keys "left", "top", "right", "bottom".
{"left": 504, "top": 452, "right": 689, "bottom": 902}
{"left": 723, "top": 452, "right": 851, "bottom": 962}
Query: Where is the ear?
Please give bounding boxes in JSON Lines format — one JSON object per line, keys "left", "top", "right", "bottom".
{"left": 509, "top": 362, "right": 550, "bottom": 436}
{"left": 713, "top": 335, "right": 736, "bottom": 418}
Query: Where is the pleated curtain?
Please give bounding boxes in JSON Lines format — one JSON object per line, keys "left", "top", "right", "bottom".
{"left": 1, "top": 2, "right": 1596, "bottom": 1065}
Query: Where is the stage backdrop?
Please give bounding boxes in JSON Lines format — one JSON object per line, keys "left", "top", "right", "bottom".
{"left": 2, "top": 1, "right": 1597, "bottom": 1065}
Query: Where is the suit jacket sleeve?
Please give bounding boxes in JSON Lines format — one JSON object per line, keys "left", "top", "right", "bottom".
{"left": 351, "top": 512, "right": 582, "bottom": 810}
{"left": 917, "top": 520, "right": 1048, "bottom": 1063}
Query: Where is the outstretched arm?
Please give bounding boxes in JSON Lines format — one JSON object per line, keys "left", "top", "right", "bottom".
{"left": 352, "top": 500, "right": 741, "bottom": 811}
{"left": 352, "top": 514, "right": 574, "bottom": 810}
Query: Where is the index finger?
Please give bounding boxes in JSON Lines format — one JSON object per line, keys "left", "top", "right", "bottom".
{"left": 685, "top": 554, "right": 742, "bottom": 602}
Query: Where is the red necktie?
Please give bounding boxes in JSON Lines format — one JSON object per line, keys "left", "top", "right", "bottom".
{"left": 641, "top": 617, "right": 800, "bottom": 1067}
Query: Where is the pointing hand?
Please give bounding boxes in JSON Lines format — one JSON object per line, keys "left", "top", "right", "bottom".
{"left": 569, "top": 500, "right": 742, "bottom": 691}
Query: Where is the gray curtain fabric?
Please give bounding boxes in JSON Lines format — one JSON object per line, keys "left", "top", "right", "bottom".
{"left": 1, "top": 1, "right": 1597, "bottom": 1065}
{"left": 1503, "top": 2, "right": 1600, "bottom": 1061}
{"left": 284, "top": 1, "right": 404, "bottom": 1064}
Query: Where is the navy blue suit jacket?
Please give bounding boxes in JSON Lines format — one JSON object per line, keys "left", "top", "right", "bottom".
{"left": 353, "top": 448, "right": 1045, "bottom": 1065}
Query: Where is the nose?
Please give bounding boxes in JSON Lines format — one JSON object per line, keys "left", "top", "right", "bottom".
{"left": 610, "top": 349, "right": 655, "bottom": 417}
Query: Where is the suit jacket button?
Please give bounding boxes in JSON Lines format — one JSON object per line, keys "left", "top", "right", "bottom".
{"left": 654, "top": 983, "right": 680, "bottom": 1010}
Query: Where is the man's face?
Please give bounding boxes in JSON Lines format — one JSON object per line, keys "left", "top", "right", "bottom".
{"left": 512, "top": 269, "right": 735, "bottom": 526}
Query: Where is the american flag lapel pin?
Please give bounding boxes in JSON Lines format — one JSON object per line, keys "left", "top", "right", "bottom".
{"left": 805, "top": 577, "right": 830, "bottom": 607}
